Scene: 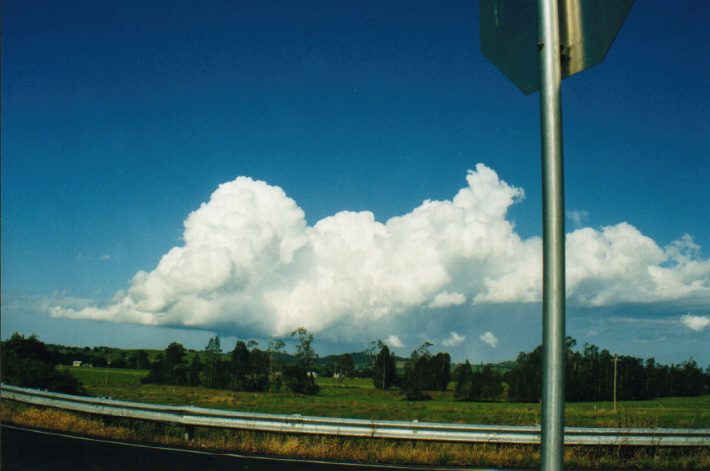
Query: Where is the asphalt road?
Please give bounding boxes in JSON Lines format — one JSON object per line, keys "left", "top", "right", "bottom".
{"left": 0, "top": 425, "right": 474, "bottom": 471}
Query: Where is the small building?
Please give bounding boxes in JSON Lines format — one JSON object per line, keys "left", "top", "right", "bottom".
{"left": 72, "top": 361, "right": 82, "bottom": 367}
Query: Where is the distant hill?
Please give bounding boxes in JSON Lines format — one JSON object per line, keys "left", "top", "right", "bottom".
{"left": 315, "top": 351, "right": 409, "bottom": 370}
{"left": 460, "top": 360, "right": 517, "bottom": 374}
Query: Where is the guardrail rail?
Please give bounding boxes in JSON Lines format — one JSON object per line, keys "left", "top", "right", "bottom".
{"left": 2, "top": 384, "right": 708, "bottom": 446}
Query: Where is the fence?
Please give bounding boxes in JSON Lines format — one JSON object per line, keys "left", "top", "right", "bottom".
{"left": 2, "top": 383, "right": 708, "bottom": 446}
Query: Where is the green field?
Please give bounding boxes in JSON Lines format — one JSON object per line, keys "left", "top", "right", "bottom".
{"left": 62, "top": 366, "right": 710, "bottom": 428}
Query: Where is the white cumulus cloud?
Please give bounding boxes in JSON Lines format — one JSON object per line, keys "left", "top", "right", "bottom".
{"left": 680, "top": 314, "right": 710, "bottom": 332}
{"left": 429, "top": 291, "right": 466, "bottom": 308}
{"left": 50, "top": 163, "right": 710, "bottom": 340}
{"left": 385, "top": 334, "right": 404, "bottom": 348}
{"left": 443, "top": 331, "right": 465, "bottom": 347}
{"left": 479, "top": 331, "right": 498, "bottom": 348}
{"left": 566, "top": 226, "right": 710, "bottom": 305}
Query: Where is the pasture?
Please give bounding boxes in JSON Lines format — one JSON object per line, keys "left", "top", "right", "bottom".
{"left": 63, "top": 366, "right": 710, "bottom": 428}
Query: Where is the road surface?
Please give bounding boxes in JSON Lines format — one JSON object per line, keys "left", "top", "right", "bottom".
{"left": 0, "top": 425, "right": 483, "bottom": 471}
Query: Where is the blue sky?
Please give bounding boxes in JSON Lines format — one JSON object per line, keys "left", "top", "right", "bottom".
{"left": 2, "top": 0, "right": 709, "bottom": 364}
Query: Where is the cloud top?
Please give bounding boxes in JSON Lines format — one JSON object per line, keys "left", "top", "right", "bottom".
{"left": 443, "top": 332, "right": 466, "bottom": 348}
{"left": 479, "top": 331, "right": 498, "bottom": 348}
{"left": 51, "top": 164, "right": 710, "bottom": 339}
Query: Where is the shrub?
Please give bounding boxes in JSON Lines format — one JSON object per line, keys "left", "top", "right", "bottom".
{"left": 282, "top": 365, "right": 319, "bottom": 395}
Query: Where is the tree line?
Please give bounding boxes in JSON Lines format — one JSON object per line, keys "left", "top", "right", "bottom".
{"left": 505, "top": 338, "right": 708, "bottom": 402}
{"left": 3, "top": 332, "right": 708, "bottom": 403}
{"left": 371, "top": 336, "right": 709, "bottom": 402}
{"left": 142, "top": 327, "right": 320, "bottom": 395}
{"left": 372, "top": 341, "right": 452, "bottom": 400}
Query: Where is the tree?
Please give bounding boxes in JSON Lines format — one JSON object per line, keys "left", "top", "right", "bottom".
{"left": 188, "top": 354, "right": 202, "bottom": 386}
{"left": 143, "top": 342, "right": 188, "bottom": 385}
{"left": 505, "top": 346, "right": 543, "bottom": 402}
{"left": 204, "top": 336, "right": 225, "bottom": 388}
{"left": 286, "top": 328, "right": 319, "bottom": 395}
{"left": 1, "top": 333, "right": 86, "bottom": 395}
{"left": 2, "top": 332, "right": 55, "bottom": 364}
{"left": 231, "top": 340, "right": 250, "bottom": 389}
{"left": 372, "top": 342, "right": 396, "bottom": 389}
{"left": 143, "top": 353, "right": 168, "bottom": 384}
{"left": 128, "top": 350, "right": 149, "bottom": 370}
{"left": 455, "top": 362, "right": 503, "bottom": 402}
{"left": 399, "top": 342, "right": 433, "bottom": 400}
{"left": 291, "top": 327, "right": 318, "bottom": 372}
{"left": 679, "top": 359, "right": 704, "bottom": 396}
{"left": 113, "top": 352, "right": 128, "bottom": 369}
{"left": 246, "top": 347, "right": 270, "bottom": 391}
{"left": 430, "top": 352, "right": 451, "bottom": 391}
{"left": 477, "top": 365, "right": 504, "bottom": 400}
{"left": 267, "top": 338, "right": 286, "bottom": 393}
{"left": 282, "top": 365, "right": 319, "bottom": 395}
{"left": 165, "top": 342, "right": 188, "bottom": 384}
{"left": 334, "top": 353, "right": 355, "bottom": 377}
{"left": 454, "top": 361, "right": 476, "bottom": 401}
{"left": 165, "top": 342, "right": 187, "bottom": 368}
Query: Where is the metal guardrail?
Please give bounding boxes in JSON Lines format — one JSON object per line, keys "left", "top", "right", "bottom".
{"left": 2, "top": 384, "right": 708, "bottom": 446}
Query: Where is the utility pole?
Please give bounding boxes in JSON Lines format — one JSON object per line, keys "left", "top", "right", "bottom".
{"left": 613, "top": 355, "right": 619, "bottom": 413}
{"left": 105, "top": 358, "right": 111, "bottom": 386}
{"left": 268, "top": 348, "right": 277, "bottom": 393}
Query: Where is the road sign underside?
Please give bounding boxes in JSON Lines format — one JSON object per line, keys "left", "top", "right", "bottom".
{"left": 480, "top": 0, "right": 635, "bottom": 94}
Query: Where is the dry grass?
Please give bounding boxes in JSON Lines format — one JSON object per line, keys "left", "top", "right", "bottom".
{"left": 2, "top": 401, "right": 709, "bottom": 469}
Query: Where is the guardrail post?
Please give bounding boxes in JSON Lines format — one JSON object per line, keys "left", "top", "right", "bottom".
{"left": 184, "top": 425, "right": 194, "bottom": 441}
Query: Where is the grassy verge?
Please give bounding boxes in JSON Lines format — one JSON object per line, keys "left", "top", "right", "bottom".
{"left": 65, "top": 367, "right": 710, "bottom": 428}
{"left": 2, "top": 401, "right": 708, "bottom": 469}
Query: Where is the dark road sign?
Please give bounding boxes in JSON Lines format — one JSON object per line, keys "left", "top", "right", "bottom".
{"left": 480, "top": 0, "right": 635, "bottom": 94}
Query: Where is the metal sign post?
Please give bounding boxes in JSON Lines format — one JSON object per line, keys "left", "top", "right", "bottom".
{"left": 479, "top": 1, "right": 635, "bottom": 469}
{"left": 537, "top": 0, "right": 566, "bottom": 468}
